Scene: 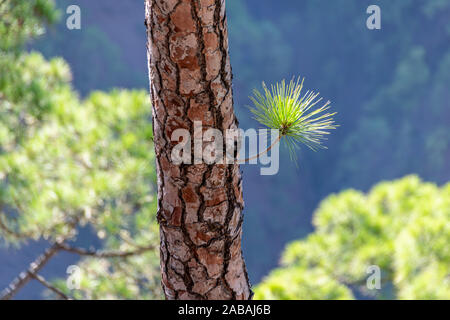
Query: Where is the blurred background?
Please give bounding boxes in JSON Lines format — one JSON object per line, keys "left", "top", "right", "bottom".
{"left": 0, "top": 0, "right": 449, "bottom": 299}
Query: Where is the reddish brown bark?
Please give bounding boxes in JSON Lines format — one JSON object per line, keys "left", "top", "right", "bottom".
{"left": 145, "top": 0, "right": 252, "bottom": 300}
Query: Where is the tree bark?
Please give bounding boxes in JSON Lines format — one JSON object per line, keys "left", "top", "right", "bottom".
{"left": 145, "top": 0, "right": 252, "bottom": 300}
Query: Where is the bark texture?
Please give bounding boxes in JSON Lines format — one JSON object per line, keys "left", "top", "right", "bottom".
{"left": 145, "top": 0, "right": 252, "bottom": 300}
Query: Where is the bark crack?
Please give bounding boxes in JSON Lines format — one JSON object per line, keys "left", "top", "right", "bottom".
{"left": 146, "top": 0, "right": 252, "bottom": 300}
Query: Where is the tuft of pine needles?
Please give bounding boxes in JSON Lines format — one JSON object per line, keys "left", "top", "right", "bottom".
{"left": 249, "top": 77, "right": 337, "bottom": 160}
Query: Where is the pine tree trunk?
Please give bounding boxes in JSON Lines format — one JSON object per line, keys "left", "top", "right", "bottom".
{"left": 145, "top": 0, "right": 252, "bottom": 300}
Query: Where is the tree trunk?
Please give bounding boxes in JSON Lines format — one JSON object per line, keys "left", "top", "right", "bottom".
{"left": 145, "top": 0, "right": 252, "bottom": 300}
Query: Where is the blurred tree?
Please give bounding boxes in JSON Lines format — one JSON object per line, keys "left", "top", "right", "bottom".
{"left": 255, "top": 176, "right": 450, "bottom": 300}
{"left": 0, "top": 0, "right": 58, "bottom": 52}
{"left": 0, "top": 0, "right": 162, "bottom": 299}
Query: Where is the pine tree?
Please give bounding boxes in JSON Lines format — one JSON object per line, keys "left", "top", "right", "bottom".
{"left": 145, "top": 0, "right": 252, "bottom": 299}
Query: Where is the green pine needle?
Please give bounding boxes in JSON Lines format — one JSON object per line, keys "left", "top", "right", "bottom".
{"left": 249, "top": 77, "right": 337, "bottom": 160}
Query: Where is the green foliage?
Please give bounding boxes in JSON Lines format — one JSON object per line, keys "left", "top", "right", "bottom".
{"left": 255, "top": 176, "right": 450, "bottom": 300}
{"left": 0, "top": 53, "right": 162, "bottom": 297}
{"left": 0, "top": 0, "right": 162, "bottom": 299}
{"left": 0, "top": 0, "right": 58, "bottom": 51}
{"left": 52, "top": 247, "right": 161, "bottom": 300}
{"left": 0, "top": 53, "right": 158, "bottom": 242}
{"left": 254, "top": 267, "right": 353, "bottom": 300}
{"left": 250, "top": 78, "right": 337, "bottom": 157}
